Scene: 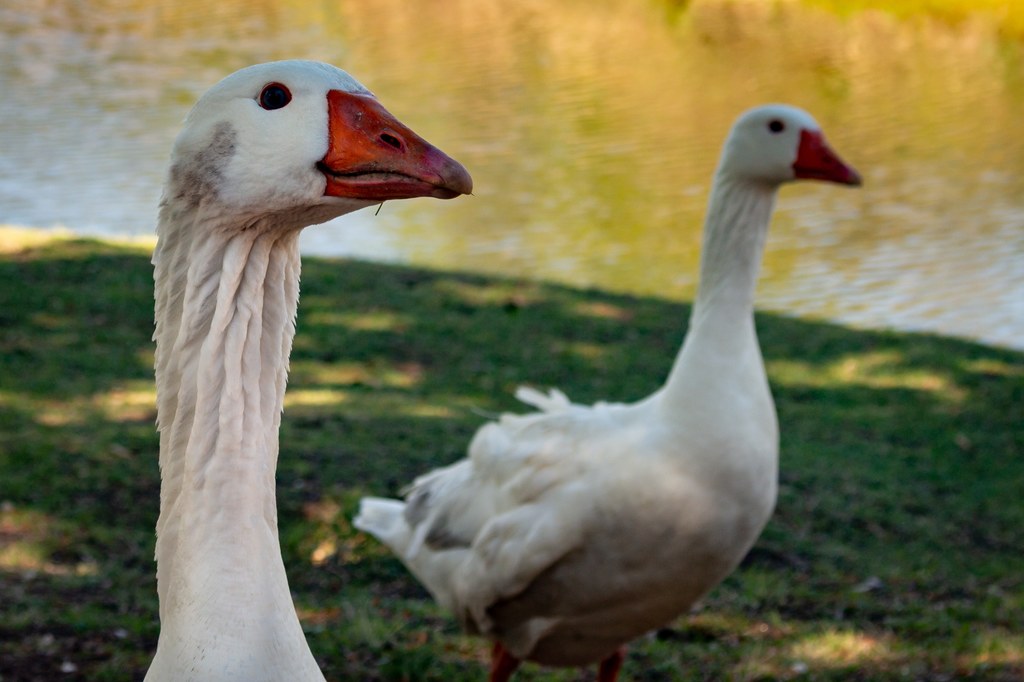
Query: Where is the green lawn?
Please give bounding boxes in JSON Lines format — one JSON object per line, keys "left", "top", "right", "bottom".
{"left": 0, "top": 231, "right": 1020, "bottom": 681}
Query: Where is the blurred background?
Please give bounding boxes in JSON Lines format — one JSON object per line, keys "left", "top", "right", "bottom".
{"left": 1, "top": 0, "right": 1021, "bottom": 349}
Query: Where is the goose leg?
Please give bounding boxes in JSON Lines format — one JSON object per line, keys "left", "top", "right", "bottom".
{"left": 597, "top": 647, "right": 626, "bottom": 682}
{"left": 489, "top": 641, "right": 521, "bottom": 682}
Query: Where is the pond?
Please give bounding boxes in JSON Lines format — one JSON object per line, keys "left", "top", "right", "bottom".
{"left": 1, "top": 0, "right": 1022, "bottom": 349}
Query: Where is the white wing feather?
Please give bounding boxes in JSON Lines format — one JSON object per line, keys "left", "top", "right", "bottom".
{"left": 355, "top": 386, "right": 631, "bottom": 634}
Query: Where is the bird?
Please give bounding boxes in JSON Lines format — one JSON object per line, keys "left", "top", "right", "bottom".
{"left": 145, "top": 60, "right": 471, "bottom": 681}
{"left": 354, "top": 104, "right": 861, "bottom": 682}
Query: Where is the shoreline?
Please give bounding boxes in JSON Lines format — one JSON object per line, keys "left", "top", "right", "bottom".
{"left": 3, "top": 224, "right": 1018, "bottom": 353}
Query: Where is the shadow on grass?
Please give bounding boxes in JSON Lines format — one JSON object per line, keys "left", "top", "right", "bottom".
{"left": 0, "top": 237, "right": 1021, "bottom": 681}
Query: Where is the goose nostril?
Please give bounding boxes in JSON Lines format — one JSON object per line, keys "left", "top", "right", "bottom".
{"left": 380, "top": 132, "right": 404, "bottom": 150}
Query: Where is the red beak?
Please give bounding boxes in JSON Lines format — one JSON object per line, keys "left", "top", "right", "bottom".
{"left": 793, "top": 129, "right": 862, "bottom": 186}
{"left": 319, "top": 90, "right": 473, "bottom": 201}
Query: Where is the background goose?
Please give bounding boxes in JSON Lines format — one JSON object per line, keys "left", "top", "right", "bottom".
{"left": 146, "top": 60, "right": 470, "bottom": 681}
{"left": 355, "top": 104, "right": 860, "bottom": 681}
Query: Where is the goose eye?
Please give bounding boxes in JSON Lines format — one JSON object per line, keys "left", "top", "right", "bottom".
{"left": 768, "top": 119, "right": 785, "bottom": 134}
{"left": 259, "top": 83, "right": 292, "bottom": 110}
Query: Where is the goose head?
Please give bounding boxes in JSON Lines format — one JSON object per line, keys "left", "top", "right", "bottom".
{"left": 719, "top": 104, "right": 861, "bottom": 187}
{"left": 165, "top": 60, "right": 472, "bottom": 230}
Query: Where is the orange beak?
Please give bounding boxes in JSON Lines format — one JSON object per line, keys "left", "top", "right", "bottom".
{"left": 793, "top": 129, "right": 862, "bottom": 186}
{"left": 319, "top": 90, "right": 473, "bottom": 201}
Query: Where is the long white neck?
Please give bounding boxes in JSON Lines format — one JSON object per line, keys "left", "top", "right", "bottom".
{"left": 659, "top": 172, "right": 779, "bottom": 450}
{"left": 691, "top": 174, "right": 775, "bottom": 326}
{"left": 147, "top": 198, "right": 324, "bottom": 681}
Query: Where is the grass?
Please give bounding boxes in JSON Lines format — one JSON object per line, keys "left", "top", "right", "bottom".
{"left": 0, "top": 229, "right": 1021, "bottom": 681}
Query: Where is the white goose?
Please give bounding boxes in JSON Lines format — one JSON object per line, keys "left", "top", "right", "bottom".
{"left": 355, "top": 104, "right": 860, "bottom": 681}
{"left": 146, "top": 60, "right": 471, "bottom": 681}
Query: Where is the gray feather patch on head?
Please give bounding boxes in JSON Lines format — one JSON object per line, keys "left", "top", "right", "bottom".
{"left": 168, "top": 122, "right": 238, "bottom": 209}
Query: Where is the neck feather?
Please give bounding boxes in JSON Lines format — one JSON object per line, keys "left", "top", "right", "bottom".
{"left": 661, "top": 173, "right": 777, "bottom": 407}
{"left": 691, "top": 174, "right": 776, "bottom": 324}
{"left": 148, "top": 200, "right": 323, "bottom": 680}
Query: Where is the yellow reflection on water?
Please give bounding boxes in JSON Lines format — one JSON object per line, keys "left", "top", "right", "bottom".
{"left": 343, "top": 0, "right": 1024, "bottom": 347}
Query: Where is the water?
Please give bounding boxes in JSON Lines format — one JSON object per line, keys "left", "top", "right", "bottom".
{"left": 1, "top": 0, "right": 1022, "bottom": 349}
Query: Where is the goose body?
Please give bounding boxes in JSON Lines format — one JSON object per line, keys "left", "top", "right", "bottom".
{"left": 146, "top": 60, "right": 470, "bottom": 681}
{"left": 355, "top": 104, "right": 859, "bottom": 680}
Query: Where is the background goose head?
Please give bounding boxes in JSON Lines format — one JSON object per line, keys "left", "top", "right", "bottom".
{"left": 719, "top": 104, "right": 861, "bottom": 187}
{"left": 165, "top": 59, "right": 472, "bottom": 232}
